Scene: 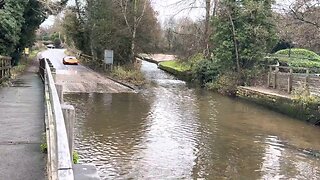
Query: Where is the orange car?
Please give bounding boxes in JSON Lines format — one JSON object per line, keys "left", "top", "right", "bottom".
{"left": 63, "top": 56, "right": 79, "bottom": 65}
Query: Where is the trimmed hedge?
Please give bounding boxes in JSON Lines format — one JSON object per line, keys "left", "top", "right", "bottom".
{"left": 275, "top": 48, "right": 320, "bottom": 61}
{"left": 268, "top": 48, "right": 320, "bottom": 68}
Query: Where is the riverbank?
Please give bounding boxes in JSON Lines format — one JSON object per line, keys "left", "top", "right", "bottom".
{"left": 157, "top": 60, "right": 320, "bottom": 125}
{"left": 158, "top": 61, "right": 192, "bottom": 81}
{"left": 237, "top": 86, "right": 320, "bottom": 125}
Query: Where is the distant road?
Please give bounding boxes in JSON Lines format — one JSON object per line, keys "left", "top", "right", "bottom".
{"left": 41, "top": 49, "right": 133, "bottom": 93}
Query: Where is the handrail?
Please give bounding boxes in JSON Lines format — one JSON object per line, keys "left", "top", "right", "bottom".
{"left": 268, "top": 65, "right": 312, "bottom": 74}
{"left": 43, "top": 58, "right": 74, "bottom": 180}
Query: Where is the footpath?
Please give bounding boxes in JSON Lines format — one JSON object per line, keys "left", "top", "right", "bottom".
{"left": 0, "top": 60, "right": 45, "bottom": 179}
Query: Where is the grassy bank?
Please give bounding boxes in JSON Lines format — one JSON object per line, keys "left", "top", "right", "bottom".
{"left": 158, "top": 60, "right": 192, "bottom": 81}
{"left": 110, "top": 66, "right": 146, "bottom": 87}
{"left": 11, "top": 50, "right": 39, "bottom": 77}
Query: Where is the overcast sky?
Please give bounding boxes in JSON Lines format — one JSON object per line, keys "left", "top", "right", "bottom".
{"left": 41, "top": 0, "right": 295, "bottom": 27}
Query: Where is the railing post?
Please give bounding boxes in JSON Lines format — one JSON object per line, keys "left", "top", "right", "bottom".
{"left": 1, "top": 58, "right": 3, "bottom": 80}
{"left": 8, "top": 58, "right": 11, "bottom": 78}
{"left": 61, "top": 104, "right": 75, "bottom": 162}
{"left": 288, "top": 68, "right": 293, "bottom": 93}
{"left": 267, "top": 66, "right": 271, "bottom": 87}
{"left": 273, "top": 71, "right": 277, "bottom": 89}
{"left": 305, "top": 69, "right": 309, "bottom": 88}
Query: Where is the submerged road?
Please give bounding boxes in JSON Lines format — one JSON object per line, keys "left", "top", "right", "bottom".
{"left": 41, "top": 49, "right": 132, "bottom": 93}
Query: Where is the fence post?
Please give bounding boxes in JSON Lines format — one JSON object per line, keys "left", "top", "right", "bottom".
{"left": 288, "top": 68, "right": 293, "bottom": 93}
{"left": 267, "top": 66, "right": 272, "bottom": 87}
{"left": 8, "top": 58, "right": 11, "bottom": 78}
{"left": 273, "top": 71, "right": 277, "bottom": 89}
{"left": 61, "top": 104, "right": 75, "bottom": 162}
{"left": 304, "top": 69, "right": 310, "bottom": 93}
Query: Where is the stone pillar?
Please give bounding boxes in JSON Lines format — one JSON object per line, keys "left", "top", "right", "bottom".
{"left": 61, "top": 104, "right": 75, "bottom": 162}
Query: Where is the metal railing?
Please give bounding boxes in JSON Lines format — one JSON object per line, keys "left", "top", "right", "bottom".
{"left": 0, "top": 56, "right": 11, "bottom": 83}
{"left": 40, "top": 58, "right": 74, "bottom": 180}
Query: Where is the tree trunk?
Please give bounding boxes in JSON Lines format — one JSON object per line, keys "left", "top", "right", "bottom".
{"left": 227, "top": 9, "right": 240, "bottom": 73}
{"left": 131, "top": 25, "right": 137, "bottom": 64}
{"left": 203, "top": 0, "right": 211, "bottom": 58}
{"left": 130, "top": 0, "right": 138, "bottom": 64}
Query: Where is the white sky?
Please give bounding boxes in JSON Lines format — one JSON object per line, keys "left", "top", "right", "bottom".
{"left": 41, "top": 0, "right": 295, "bottom": 27}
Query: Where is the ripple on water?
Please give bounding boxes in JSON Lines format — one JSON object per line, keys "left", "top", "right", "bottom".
{"left": 65, "top": 61, "right": 320, "bottom": 179}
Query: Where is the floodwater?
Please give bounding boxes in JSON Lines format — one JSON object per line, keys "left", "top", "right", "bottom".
{"left": 65, "top": 61, "right": 320, "bottom": 179}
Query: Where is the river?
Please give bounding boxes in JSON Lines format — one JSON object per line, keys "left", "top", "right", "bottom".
{"left": 65, "top": 61, "right": 320, "bottom": 179}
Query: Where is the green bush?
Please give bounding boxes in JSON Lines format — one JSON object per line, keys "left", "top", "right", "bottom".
{"left": 275, "top": 48, "right": 320, "bottom": 61}
{"left": 192, "top": 59, "right": 220, "bottom": 85}
{"left": 206, "top": 71, "right": 239, "bottom": 96}
{"left": 268, "top": 49, "right": 320, "bottom": 68}
{"left": 40, "top": 142, "right": 47, "bottom": 154}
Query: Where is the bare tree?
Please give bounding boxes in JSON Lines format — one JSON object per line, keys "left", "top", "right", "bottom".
{"left": 289, "top": 0, "right": 320, "bottom": 28}
{"left": 168, "top": 0, "right": 219, "bottom": 57}
{"left": 119, "top": 0, "right": 148, "bottom": 63}
{"left": 276, "top": 0, "right": 320, "bottom": 52}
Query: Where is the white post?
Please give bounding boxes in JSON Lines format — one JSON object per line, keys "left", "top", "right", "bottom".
{"left": 55, "top": 84, "right": 64, "bottom": 104}
{"left": 61, "top": 104, "right": 75, "bottom": 163}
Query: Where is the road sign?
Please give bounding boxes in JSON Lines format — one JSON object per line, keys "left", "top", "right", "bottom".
{"left": 104, "top": 50, "right": 114, "bottom": 64}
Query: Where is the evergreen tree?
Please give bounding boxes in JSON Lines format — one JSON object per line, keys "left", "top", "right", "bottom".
{"left": 0, "top": 0, "right": 27, "bottom": 55}
{"left": 213, "top": 0, "right": 277, "bottom": 72}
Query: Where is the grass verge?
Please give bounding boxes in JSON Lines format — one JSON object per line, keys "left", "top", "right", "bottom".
{"left": 158, "top": 60, "right": 192, "bottom": 81}
{"left": 158, "top": 60, "right": 191, "bottom": 73}
{"left": 0, "top": 50, "right": 40, "bottom": 87}
{"left": 110, "top": 66, "right": 146, "bottom": 86}
{"left": 12, "top": 50, "right": 40, "bottom": 77}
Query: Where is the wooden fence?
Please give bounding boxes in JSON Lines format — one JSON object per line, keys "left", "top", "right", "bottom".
{"left": 0, "top": 56, "right": 11, "bottom": 83}
{"left": 267, "top": 65, "right": 320, "bottom": 96}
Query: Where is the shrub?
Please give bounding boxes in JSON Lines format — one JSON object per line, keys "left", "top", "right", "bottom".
{"left": 275, "top": 48, "right": 320, "bottom": 61}
{"left": 206, "top": 71, "right": 239, "bottom": 96}
{"left": 54, "top": 38, "right": 62, "bottom": 48}
{"left": 73, "top": 151, "right": 79, "bottom": 164}
{"left": 111, "top": 66, "right": 145, "bottom": 86}
{"left": 192, "top": 59, "right": 220, "bottom": 85}
{"left": 40, "top": 142, "right": 47, "bottom": 154}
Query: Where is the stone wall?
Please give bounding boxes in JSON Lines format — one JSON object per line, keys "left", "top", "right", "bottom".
{"left": 237, "top": 86, "right": 320, "bottom": 125}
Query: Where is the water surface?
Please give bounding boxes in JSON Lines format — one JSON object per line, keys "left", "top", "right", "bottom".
{"left": 66, "top": 61, "right": 320, "bottom": 179}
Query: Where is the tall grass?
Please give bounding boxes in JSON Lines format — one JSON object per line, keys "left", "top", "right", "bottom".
{"left": 111, "top": 66, "right": 145, "bottom": 86}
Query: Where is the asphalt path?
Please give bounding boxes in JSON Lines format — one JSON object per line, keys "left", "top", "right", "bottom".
{"left": 41, "top": 49, "right": 132, "bottom": 93}
{"left": 0, "top": 60, "right": 45, "bottom": 180}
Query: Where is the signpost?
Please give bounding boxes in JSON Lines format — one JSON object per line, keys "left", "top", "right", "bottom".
{"left": 104, "top": 50, "right": 114, "bottom": 71}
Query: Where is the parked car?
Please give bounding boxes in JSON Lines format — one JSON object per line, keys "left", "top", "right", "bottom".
{"left": 63, "top": 56, "right": 79, "bottom": 65}
{"left": 47, "top": 44, "right": 55, "bottom": 49}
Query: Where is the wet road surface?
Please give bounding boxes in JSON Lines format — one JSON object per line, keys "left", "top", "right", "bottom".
{"left": 41, "top": 49, "right": 132, "bottom": 93}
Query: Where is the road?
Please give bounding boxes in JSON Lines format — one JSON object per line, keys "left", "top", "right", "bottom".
{"left": 41, "top": 49, "right": 133, "bottom": 93}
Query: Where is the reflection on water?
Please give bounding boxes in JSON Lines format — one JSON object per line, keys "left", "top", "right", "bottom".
{"left": 65, "top": 61, "right": 320, "bottom": 179}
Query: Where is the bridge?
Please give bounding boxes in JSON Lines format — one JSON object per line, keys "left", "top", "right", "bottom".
{"left": 0, "top": 54, "right": 101, "bottom": 180}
